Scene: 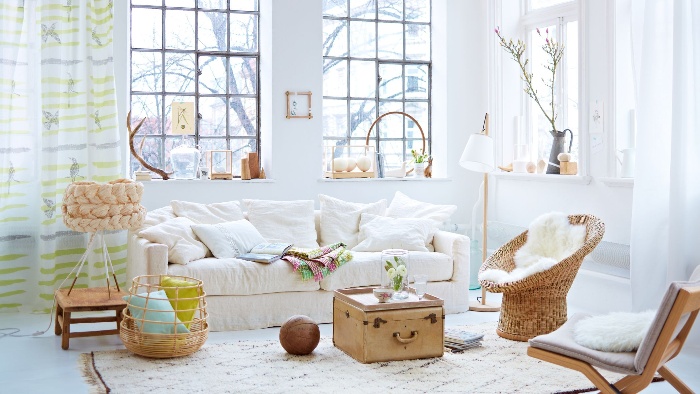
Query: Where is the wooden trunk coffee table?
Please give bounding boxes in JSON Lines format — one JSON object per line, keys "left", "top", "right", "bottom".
{"left": 54, "top": 287, "right": 128, "bottom": 350}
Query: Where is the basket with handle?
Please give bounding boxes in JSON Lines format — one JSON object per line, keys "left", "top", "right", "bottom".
{"left": 365, "top": 111, "right": 427, "bottom": 177}
{"left": 120, "top": 275, "right": 209, "bottom": 358}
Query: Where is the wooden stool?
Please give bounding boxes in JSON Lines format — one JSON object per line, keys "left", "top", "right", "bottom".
{"left": 54, "top": 287, "right": 128, "bottom": 350}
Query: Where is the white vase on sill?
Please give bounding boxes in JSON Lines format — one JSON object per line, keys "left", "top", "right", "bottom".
{"left": 413, "top": 162, "right": 425, "bottom": 178}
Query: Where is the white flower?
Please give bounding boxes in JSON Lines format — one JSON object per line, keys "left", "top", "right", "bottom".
{"left": 397, "top": 265, "right": 407, "bottom": 276}
{"left": 387, "top": 267, "right": 396, "bottom": 279}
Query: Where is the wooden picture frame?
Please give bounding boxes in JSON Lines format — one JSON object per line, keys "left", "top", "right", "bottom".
{"left": 207, "top": 150, "right": 233, "bottom": 180}
{"left": 286, "top": 91, "right": 312, "bottom": 119}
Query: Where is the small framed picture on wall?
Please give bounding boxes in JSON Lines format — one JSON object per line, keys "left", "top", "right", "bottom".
{"left": 286, "top": 91, "right": 312, "bottom": 119}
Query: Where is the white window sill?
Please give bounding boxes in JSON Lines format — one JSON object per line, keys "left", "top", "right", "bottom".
{"left": 138, "top": 178, "right": 276, "bottom": 184}
{"left": 318, "top": 177, "right": 452, "bottom": 182}
{"left": 491, "top": 171, "right": 592, "bottom": 185}
{"left": 598, "top": 177, "right": 634, "bottom": 188}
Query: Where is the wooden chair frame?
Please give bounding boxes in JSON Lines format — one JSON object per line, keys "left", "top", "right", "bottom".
{"left": 527, "top": 286, "right": 700, "bottom": 394}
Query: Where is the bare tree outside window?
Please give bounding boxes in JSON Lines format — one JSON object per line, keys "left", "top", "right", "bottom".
{"left": 130, "top": 0, "right": 260, "bottom": 177}
{"left": 323, "top": 0, "right": 431, "bottom": 169}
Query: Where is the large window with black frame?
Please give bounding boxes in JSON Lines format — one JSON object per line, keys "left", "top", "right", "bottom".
{"left": 322, "top": 0, "right": 431, "bottom": 170}
{"left": 129, "top": 0, "right": 259, "bottom": 177}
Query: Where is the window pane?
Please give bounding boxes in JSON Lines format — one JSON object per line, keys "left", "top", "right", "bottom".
{"left": 405, "top": 139, "right": 424, "bottom": 160}
{"left": 229, "top": 57, "right": 257, "bottom": 95}
{"left": 166, "top": 0, "right": 194, "bottom": 6}
{"left": 350, "top": 99, "right": 376, "bottom": 138}
{"left": 323, "top": 0, "right": 348, "bottom": 17}
{"left": 230, "top": 0, "right": 258, "bottom": 11}
{"left": 199, "top": 97, "right": 227, "bottom": 137}
{"left": 379, "top": 140, "right": 403, "bottom": 168}
{"left": 529, "top": 24, "right": 557, "bottom": 162}
{"left": 405, "top": 0, "right": 429, "bottom": 22}
{"left": 378, "top": 0, "right": 402, "bottom": 21}
{"left": 378, "top": 63, "right": 402, "bottom": 99}
{"left": 165, "top": 10, "right": 196, "bottom": 50}
{"left": 229, "top": 138, "right": 256, "bottom": 175}
{"left": 136, "top": 137, "right": 164, "bottom": 173}
{"left": 198, "top": 11, "right": 227, "bottom": 51}
{"left": 229, "top": 97, "right": 257, "bottom": 137}
{"left": 349, "top": 21, "right": 376, "bottom": 58}
{"left": 378, "top": 101, "right": 403, "bottom": 138}
{"left": 350, "top": 0, "right": 376, "bottom": 18}
{"left": 199, "top": 138, "right": 228, "bottom": 163}
{"left": 404, "top": 64, "right": 428, "bottom": 99}
{"left": 199, "top": 56, "right": 227, "bottom": 95}
{"left": 230, "top": 13, "right": 258, "bottom": 52}
{"left": 131, "top": 8, "right": 162, "bottom": 49}
{"left": 164, "top": 53, "right": 196, "bottom": 93}
{"left": 530, "top": 0, "right": 573, "bottom": 10}
{"left": 405, "top": 101, "right": 427, "bottom": 141}
{"left": 350, "top": 60, "right": 376, "bottom": 98}
{"left": 131, "top": 95, "right": 162, "bottom": 135}
{"left": 323, "top": 99, "right": 348, "bottom": 137}
{"left": 131, "top": 52, "right": 162, "bottom": 92}
{"left": 323, "top": 19, "right": 348, "bottom": 57}
{"left": 198, "top": 0, "right": 227, "bottom": 10}
{"left": 378, "top": 23, "right": 403, "bottom": 59}
{"left": 133, "top": 0, "right": 162, "bottom": 5}
{"left": 405, "top": 23, "right": 429, "bottom": 60}
{"left": 324, "top": 59, "right": 348, "bottom": 97}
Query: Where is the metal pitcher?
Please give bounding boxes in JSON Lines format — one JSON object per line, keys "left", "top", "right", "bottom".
{"left": 546, "top": 129, "right": 573, "bottom": 174}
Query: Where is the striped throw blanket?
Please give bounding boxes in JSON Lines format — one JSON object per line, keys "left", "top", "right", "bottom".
{"left": 281, "top": 242, "right": 352, "bottom": 282}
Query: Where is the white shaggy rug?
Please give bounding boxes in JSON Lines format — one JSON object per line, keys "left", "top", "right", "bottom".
{"left": 81, "top": 323, "right": 625, "bottom": 394}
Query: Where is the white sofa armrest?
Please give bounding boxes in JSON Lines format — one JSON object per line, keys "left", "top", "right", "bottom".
{"left": 127, "top": 232, "right": 169, "bottom": 282}
{"left": 433, "top": 230, "right": 470, "bottom": 283}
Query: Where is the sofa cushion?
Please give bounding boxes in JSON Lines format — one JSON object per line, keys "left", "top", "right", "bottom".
{"left": 191, "top": 219, "right": 266, "bottom": 259}
{"left": 242, "top": 199, "right": 318, "bottom": 248}
{"left": 135, "top": 206, "right": 177, "bottom": 233}
{"left": 386, "top": 191, "right": 457, "bottom": 224}
{"left": 319, "top": 194, "right": 387, "bottom": 249}
{"left": 138, "top": 217, "right": 208, "bottom": 265}
{"left": 319, "top": 251, "right": 453, "bottom": 291}
{"left": 171, "top": 200, "right": 244, "bottom": 224}
{"left": 167, "top": 257, "right": 320, "bottom": 296}
{"left": 352, "top": 214, "right": 438, "bottom": 252}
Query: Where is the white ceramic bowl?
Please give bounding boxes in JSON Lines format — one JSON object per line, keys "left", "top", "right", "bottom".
{"left": 373, "top": 288, "right": 394, "bottom": 303}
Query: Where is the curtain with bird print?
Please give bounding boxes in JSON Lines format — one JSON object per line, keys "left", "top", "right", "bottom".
{"left": 0, "top": 0, "right": 124, "bottom": 312}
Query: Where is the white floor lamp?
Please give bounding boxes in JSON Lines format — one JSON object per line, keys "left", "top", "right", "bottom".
{"left": 459, "top": 113, "right": 500, "bottom": 312}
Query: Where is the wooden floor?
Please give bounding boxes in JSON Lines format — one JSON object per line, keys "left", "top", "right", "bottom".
{"left": 0, "top": 290, "right": 697, "bottom": 393}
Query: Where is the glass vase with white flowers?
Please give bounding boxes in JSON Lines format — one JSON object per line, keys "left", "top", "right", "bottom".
{"left": 381, "top": 249, "right": 409, "bottom": 300}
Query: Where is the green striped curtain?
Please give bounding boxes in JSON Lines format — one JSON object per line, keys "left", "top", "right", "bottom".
{"left": 0, "top": 0, "right": 124, "bottom": 312}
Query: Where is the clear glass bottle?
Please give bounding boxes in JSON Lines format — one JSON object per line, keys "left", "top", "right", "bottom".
{"left": 170, "top": 140, "right": 201, "bottom": 180}
{"left": 380, "top": 249, "right": 409, "bottom": 300}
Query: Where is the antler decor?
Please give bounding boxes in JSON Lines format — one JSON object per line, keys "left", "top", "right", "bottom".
{"left": 127, "top": 111, "right": 171, "bottom": 180}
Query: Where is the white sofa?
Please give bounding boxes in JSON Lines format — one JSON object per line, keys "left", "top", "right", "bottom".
{"left": 127, "top": 206, "right": 470, "bottom": 331}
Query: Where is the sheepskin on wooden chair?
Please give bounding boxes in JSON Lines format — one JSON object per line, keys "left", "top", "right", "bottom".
{"left": 478, "top": 212, "right": 605, "bottom": 341}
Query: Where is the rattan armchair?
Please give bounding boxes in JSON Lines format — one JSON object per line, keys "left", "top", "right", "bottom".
{"left": 479, "top": 214, "right": 605, "bottom": 341}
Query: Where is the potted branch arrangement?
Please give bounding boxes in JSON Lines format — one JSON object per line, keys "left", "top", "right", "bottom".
{"left": 495, "top": 27, "right": 572, "bottom": 174}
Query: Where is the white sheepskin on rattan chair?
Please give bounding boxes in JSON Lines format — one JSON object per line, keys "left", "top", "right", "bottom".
{"left": 479, "top": 212, "right": 586, "bottom": 284}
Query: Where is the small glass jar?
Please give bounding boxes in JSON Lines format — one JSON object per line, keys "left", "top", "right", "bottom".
{"left": 380, "top": 249, "right": 409, "bottom": 300}
{"left": 170, "top": 142, "right": 201, "bottom": 180}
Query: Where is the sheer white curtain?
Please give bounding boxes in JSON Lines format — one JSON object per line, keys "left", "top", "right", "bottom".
{"left": 0, "top": 0, "right": 124, "bottom": 312}
{"left": 630, "top": 0, "right": 700, "bottom": 310}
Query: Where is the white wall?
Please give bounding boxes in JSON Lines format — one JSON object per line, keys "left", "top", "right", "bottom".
{"left": 114, "top": 0, "right": 489, "bottom": 225}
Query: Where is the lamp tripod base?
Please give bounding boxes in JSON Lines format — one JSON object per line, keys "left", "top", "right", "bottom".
{"left": 469, "top": 288, "right": 500, "bottom": 312}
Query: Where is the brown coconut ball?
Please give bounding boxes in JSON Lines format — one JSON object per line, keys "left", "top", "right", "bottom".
{"left": 279, "top": 315, "right": 320, "bottom": 355}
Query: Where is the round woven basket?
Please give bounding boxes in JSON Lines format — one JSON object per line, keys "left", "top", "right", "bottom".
{"left": 120, "top": 275, "right": 209, "bottom": 358}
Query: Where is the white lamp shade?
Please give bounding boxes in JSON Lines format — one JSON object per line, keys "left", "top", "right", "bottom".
{"left": 459, "top": 133, "right": 494, "bottom": 173}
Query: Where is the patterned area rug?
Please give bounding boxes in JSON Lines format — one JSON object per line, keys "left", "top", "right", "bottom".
{"left": 81, "top": 322, "right": 626, "bottom": 394}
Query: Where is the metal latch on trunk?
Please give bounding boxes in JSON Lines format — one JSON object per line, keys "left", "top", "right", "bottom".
{"left": 424, "top": 313, "right": 437, "bottom": 324}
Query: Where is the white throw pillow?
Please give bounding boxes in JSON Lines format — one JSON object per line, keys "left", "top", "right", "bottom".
{"left": 573, "top": 310, "right": 656, "bottom": 352}
{"left": 170, "top": 200, "right": 244, "bottom": 224}
{"left": 242, "top": 199, "right": 319, "bottom": 248}
{"left": 138, "top": 217, "right": 208, "bottom": 265}
{"left": 319, "top": 194, "right": 387, "bottom": 249}
{"left": 191, "top": 220, "right": 266, "bottom": 259}
{"left": 135, "top": 206, "right": 177, "bottom": 233}
{"left": 352, "top": 213, "right": 438, "bottom": 252}
{"left": 386, "top": 191, "right": 457, "bottom": 224}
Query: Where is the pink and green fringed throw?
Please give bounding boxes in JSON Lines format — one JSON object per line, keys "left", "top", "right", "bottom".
{"left": 282, "top": 242, "right": 352, "bottom": 281}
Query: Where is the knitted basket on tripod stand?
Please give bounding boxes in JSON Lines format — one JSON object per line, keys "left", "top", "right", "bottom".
{"left": 120, "top": 275, "right": 209, "bottom": 358}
